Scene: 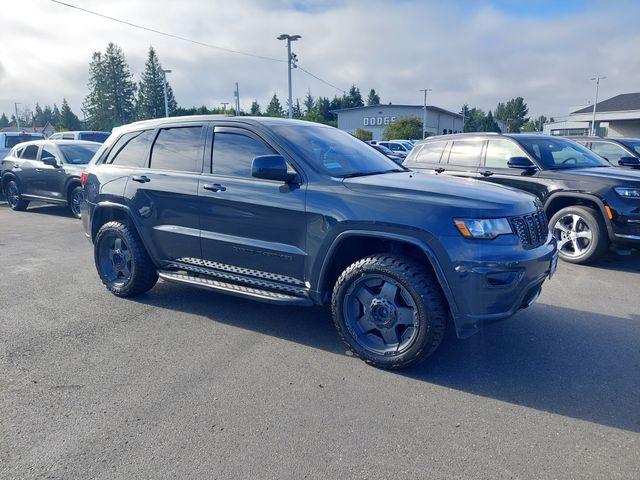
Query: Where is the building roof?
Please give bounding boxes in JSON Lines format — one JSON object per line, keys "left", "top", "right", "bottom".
{"left": 572, "top": 93, "right": 640, "bottom": 114}
{"left": 331, "top": 104, "right": 462, "bottom": 118}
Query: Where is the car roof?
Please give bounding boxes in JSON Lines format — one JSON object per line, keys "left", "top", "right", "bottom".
{"left": 55, "top": 130, "right": 111, "bottom": 134}
{"left": 10, "top": 139, "right": 101, "bottom": 148}
{"left": 415, "top": 132, "right": 574, "bottom": 145}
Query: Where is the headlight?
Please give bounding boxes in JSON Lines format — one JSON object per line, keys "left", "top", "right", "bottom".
{"left": 454, "top": 218, "right": 512, "bottom": 239}
{"left": 614, "top": 187, "right": 640, "bottom": 198}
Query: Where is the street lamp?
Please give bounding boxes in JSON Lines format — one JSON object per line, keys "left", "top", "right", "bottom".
{"left": 419, "top": 88, "right": 432, "bottom": 138}
{"left": 14, "top": 102, "right": 21, "bottom": 128}
{"left": 161, "top": 69, "right": 172, "bottom": 117}
{"left": 277, "top": 34, "right": 301, "bottom": 119}
{"left": 590, "top": 76, "right": 606, "bottom": 136}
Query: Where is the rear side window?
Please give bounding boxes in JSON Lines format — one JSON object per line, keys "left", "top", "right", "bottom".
{"left": 485, "top": 140, "right": 527, "bottom": 168}
{"left": 78, "top": 132, "right": 110, "bottom": 143}
{"left": 446, "top": 140, "right": 482, "bottom": 167}
{"left": 106, "top": 130, "right": 155, "bottom": 167}
{"left": 411, "top": 142, "right": 447, "bottom": 163}
{"left": 22, "top": 145, "right": 40, "bottom": 160}
{"left": 149, "top": 126, "right": 204, "bottom": 173}
{"left": 62, "top": 133, "right": 75, "bottom": 140}
{"left": 212, "top": 131, "right": 276, "bottom": 178}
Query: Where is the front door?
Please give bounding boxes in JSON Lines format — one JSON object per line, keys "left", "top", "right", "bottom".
{"left": 39, "top": 145, "right": 67, "bottom": 202}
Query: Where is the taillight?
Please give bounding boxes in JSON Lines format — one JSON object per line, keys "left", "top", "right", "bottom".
{"left": 80, "top": 171, "right": 89, "bottom": 186}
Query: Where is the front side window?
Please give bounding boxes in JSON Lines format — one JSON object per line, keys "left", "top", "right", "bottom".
{"left": 411, "top": 141, "right": 447, "bottom": 164}
{"left": 619, "top": 140, "right": 640, "bottom": 156}
{"left": 518, "top": 138, "right": 608, "bottom": 169}
{"left": 150, "top": 126, "right": 204, "bottom": 173}
{"left": 22, "top": 145, "right": 40, "bottom": 160}
{"left": 41, "top": 148, "right": 57, "bottom": 161}
{"left": 590, "top": 142, "right": 630, "bottom": 164}
{"left": 485, "top": 140, "right": 528, "bottom": 169}
{"left": 212, "top": 131, "right": 276, "bottom": 177}
{"left": 446, "top": 140, "right": 482, "bottom": 167}
{"left": 106, "top": 130, "right": 155, "bottom": 167}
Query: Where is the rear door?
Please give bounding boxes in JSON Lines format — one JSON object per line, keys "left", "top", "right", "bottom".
{"left": 199, "top": 125, "right": 307, "bottom": 282}
{"left": 404, "top": 140, "right": 449, "bottom": 174}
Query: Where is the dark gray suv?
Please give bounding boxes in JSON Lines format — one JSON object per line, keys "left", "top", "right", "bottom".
{"left": 81, "top": 116, "right": 557, "bottom": 370}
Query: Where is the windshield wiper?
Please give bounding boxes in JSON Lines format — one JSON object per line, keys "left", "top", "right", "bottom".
{"left": 339, "top": 169, "right": 404, "bottom": 178}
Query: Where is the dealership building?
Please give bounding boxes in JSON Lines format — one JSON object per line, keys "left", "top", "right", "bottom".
{"left": 543, "top": 92, "right": 640, "bottom": 137}
{"left": 333, "top": 104, "right": 463, "bottom": 141}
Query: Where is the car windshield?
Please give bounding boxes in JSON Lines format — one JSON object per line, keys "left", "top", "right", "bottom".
{"left": 5, "top": 135, "right": 43, "bottom": 148}
{"left": 78, "top": 132, "right": 110, "bottom": 143}
{"left": 271, "top": 124, "right": 404, "bottom": 177}
{"left": 517, "top": 137, "right": 609, "bottom": 169}
{"left": 619, "top": 140, "right": 640, "bottom": 156}
{"left": 59, "top": 144, "right": 100, "bottom": 164}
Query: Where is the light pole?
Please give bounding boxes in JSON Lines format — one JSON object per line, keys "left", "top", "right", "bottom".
{"left": 234, "top": 82, "right": 240, "bottom": 116}
{"left": 161, "top": 69, "right": 172, "bottom": 117}
{"left": 419, "top": 89, "right": 432, "bottom": 138}
{"left": 14, "top": 102, "right": 21, "bottom": 128}
{"left": 277, "top": 34, "right": 301, "bottom": 119}
{"left": 590, "top": 76, "right": 606, "bottom": 136}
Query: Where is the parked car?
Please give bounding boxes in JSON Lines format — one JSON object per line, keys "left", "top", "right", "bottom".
{"left": 568, "top": 136, "right": 640, "bottom": 169}
{"left": 370, "top": 143, "right": 404, "bottom": 164}
{"left": 0, "top": 131, "right": 45, "bottom": 161}
{"left": 49, "top": 131, "right": 111, "bottom": 143}
{"left": 376, "top": 141, "right": 413, "bottom": 157}
{"left": 1, "top": 140, "right": 100, "bottom": 218}
{"left": 81, "top": 116, "right": 556, "bottom": 370}
{"left": 405, "top": 133, "right": 640, "bottom": 264}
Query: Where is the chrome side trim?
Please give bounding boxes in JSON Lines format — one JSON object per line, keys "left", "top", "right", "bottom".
{"left": 614, "top": 233, "right": 640, "bottom": 240}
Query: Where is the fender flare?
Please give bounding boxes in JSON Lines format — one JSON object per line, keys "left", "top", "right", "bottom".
{"left": 543, "top": 192, "right": 614, "bottom": 240}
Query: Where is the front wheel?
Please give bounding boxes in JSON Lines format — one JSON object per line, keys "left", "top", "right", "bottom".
{"left": 332, "top": 254, "right": 447, "bottom": 370}
{"left": 5, "top": 180, "right": 29, "bottom": 211}
{"left": 549, "top": 206, "right": 609, "bottom": 264}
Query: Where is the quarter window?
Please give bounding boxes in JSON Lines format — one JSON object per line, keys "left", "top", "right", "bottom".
{"left": 412, "top": 142, "right": 447, "bottom": 163}
{"left": 447, "top": 140, "right": 482, "bottom": 167}
{"left": 485, "top": 140, "right": 528, "bottom": 169}
{"left": 22, "top": 145, "right": 40, "bottom": 160}
{"left": 212, "top": 131, "right": 276, "bottom": 178}
{"left": 150, "top": 126, "right": 204, "bottom": 173}
{"left": 106, "top": 130, "right": 155, "bottom": 167}
{"left": 589, "top": 142, "right": 629, "bottom": 164}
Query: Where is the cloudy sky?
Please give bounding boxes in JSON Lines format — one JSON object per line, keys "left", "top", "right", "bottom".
{"left": 2, "top": 0, "right": 639, "bottom": 122}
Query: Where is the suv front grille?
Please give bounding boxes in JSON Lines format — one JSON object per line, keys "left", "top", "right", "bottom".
{"left": 510, "top": 210, "right": 548, "bottom": 249}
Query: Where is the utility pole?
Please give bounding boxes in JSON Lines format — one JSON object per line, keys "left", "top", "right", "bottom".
{"left": 14, "top": 102, "right": 21, "bottom": 128}
{"left": 590, "top": 76, "right": 606, "bottom": 136}
{"left": 419, "top": 89, "right": 432, "bottom": 138}
{"left": 277, "top": 34, "right": 301, "bottom": 119}
{"left": 162, "top": 69, "right": 172, "bottom": 117}
{"left": 234, "top": 82, "right": 240, "bottom": 116}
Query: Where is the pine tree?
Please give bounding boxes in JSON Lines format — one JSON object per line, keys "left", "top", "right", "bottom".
{"left": 103, "top": 43, "right": 136, "bottom": 126}
{"left": 0, "top": 113, "right": 8, "bottom": 128}
{"left": 292, "top": 98, "right": 303, "bottom": 119}
{"left": 366, "top": 89, "right": 380, "bottom": 106}
{"left": 250, "top": 100, "right": 261, "bottom": 115}
{"left": 342, "top": 85, "right": 364, "bottom": 108}
{"left": 266, "top": 93, "right": 284, "bottom": 117}
{"left": 303, "top": 89, "right": 315, "bottom": 114}
{"left": 135, "top": 46, "right": 176, "bottom": 120}
{"left": 57, "top": 98, "right": 81, "bottom": 131}
{"left": 34, "top": 103, "right": 45, "bottom": 127}
{"left": 316, "top": 97, "right": 332, "bottom": 122}
{"left": 51, "top": 104, "right": 61, "bottom": 127}
{"left": 83, "top": 52, "right": 111, "bottom": 130}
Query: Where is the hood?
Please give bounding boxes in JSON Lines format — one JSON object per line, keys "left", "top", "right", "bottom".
{"left": 543, "top": 166, "right": 640, "bottom": 185}
{"left": 343, "top": 171, "right": 540, "bottom": 217}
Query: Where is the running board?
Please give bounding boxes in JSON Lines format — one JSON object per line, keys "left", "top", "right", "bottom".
{"left": 157, "top": 271, "right": 313, "bottom": 306}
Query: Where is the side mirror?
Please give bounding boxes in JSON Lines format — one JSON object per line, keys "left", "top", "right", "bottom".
{"left": 507, "top": 156, "right": 536, "bottom": 170}
{"left": 42, "top": 156, "right": 59, "bottom": 167}
{"left": 618, "top": 156, "right": 640, "bottom": 168}
{"left": 251, "top": 155, "right": 298, "bottom": 183}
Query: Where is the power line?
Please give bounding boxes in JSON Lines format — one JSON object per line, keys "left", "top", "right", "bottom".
{"left": 48, "top": 0, "right": 347, "bottom": 95}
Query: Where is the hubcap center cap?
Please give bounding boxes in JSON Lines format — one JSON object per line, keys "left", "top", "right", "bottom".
{"left": 369, "top": 297, "right": 397, "bottom": 327}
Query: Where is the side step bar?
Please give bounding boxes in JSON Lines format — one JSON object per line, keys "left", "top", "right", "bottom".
{"left": 157, "top": 271, "right": 313, "bottom": 306}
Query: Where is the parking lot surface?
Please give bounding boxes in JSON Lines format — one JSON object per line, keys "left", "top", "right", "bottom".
{"left": 1, "top": 202, "right": 639, "bottom": 480}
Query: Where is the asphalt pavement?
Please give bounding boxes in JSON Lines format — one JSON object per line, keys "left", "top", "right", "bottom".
{"left": 1, "top": 202, "right": 639, "bottom": 479}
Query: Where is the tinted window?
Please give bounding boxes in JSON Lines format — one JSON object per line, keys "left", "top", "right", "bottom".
{"left": 271, "top": 124, "right": 402, "bottom": 177}
{"left": 106, "top": 130, "right": 155, "bottom": 167}
{"left": 213, "top": 131, "right": 276, "bottom": 177}
{"left": 590, "top": 142, "right": 629, "bottom": 163}
{"left": 412, "top": 142, "right": 447, "bottom": 163}
{"left": 59, "top": 144, "right": 100, "bottom": 165}
{"left": 62, "top": 133, "right": 75, "bottom": 140}
{"left": 518, "top": 138, "right": 608, "bottom": 169}
{"left": 619, "top": 140, "right": 640, "bottom": 156}
{"left": 150, "top": 127, "right": 203, "bottom": 173}
{"left": 6, "top": 135, "right": 42, "bottom": 148}
{"left": 78, "top": 132, "right": 110, "bottom": 143}
{"left": 22, "top": 145, "right": 40, "bottom": 160}
{"left": 447, "top": 140, "right": 482, "bottom": 166}
{"left": 485, "top": 140, "right": 527, "bottom": 169}
{"left": 42, "top": 148, "right": 57, "bottom": 160}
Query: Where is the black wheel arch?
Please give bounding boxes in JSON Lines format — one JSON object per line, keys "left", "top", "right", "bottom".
{"left": 544, "top": 192, "right": 614, "bottom": 241}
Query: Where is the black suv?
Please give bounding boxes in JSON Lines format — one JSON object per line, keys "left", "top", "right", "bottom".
{"left": 82, "top": 116, "right": 556, "bottom": 370}
{"left": 568, "top": 136, "right": 640, "bottom": 169}
{"left": 405, "top": 133, "right": 640, "bottom": 264}
{"left": 1, "top": 140, "right": 100, "bottom": 218}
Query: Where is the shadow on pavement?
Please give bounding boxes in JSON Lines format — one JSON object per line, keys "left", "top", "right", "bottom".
{"left": 7, "top": 203, "right": 77, "bottom": 219}
{"left": 581, "top": 248, "right": 640, "bottom": 273}
{"left": 133, "top": 281, "right": 640, "bottom": 433}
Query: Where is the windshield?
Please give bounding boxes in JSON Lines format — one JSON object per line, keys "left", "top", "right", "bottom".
{"left": 78, "top": 132, "right": 110, "bottom": 143}
{"left": 619, "top": 140, "right": 640, "bottom": 156}
{"left": 59, "top": 144, "right": 100, "bottom": 165}
{"left": 271, "top": 124, "right": 404, "bottom": 177}
{"left": 5, "top": 134, "right": 44, "bottom": 148}
{"left": 517, "top": 137, "right": 609, "bottom": 169}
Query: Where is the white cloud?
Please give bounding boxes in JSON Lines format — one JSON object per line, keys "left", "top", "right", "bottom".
{"left": 1, "top": 0, "right": 639, "bottom": 121}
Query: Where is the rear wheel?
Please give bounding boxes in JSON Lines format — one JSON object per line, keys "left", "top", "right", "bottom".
{"left": 68, "top": 185, "right": 83, "bottom": 219}
{"left": 332, "top": 254, "right": 447, "bottom": 370}
{"left": 5, "top": 180, "right": 29, "bottom": 211}
{"left": 549, "top": 206, "right": 608, "bottom": 264}
{"left": 94, "top": 221, "right": 158, "bottom": 296}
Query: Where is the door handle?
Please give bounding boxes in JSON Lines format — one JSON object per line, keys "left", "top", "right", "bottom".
{"left": 480, "top": 170, "right": 494, "bottom": 177}
{"left": 203, "top": 183, "right": 227, "bottom": 192}
{"left": 35, "top": 168, "right": 43, "bottom": 173}
{"left": 131, "top": 175, "right": 151, "bottom": 183}
{"left": 434, "top": 167, "right": 445, "bottom": 174}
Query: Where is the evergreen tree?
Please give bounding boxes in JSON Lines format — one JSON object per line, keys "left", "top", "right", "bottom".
{"left": 0, "top": 113, "right": 8, "bottom": 128}
{"left": 303, "top": 89, "right": 315, "bottom": 114}
{"left": 135, "top": 46, "right": 176, "bottom": 120}
{"left": 316, "top": 96, "right": 332, "bottom": 122}
{"left": 266, "top": 93, "right": 284, "bottom": 117}
{"left": 327, "top": 95, "right": 343, "bottom": 121}
{"left": 250, "top": 100, "right": 261, "bottom": 115}
{"left": 103, "top": 43, "right": 137, "bottom": 126}
{"left": 57, "top": 98, "right": 81, "bottom": 131}
{"left": 83, "top": 52, "right": 110, "bottom": 130}
{"left": 292, "top": 98, "right": 303, "bottom": 119}
{"left": 366, "top": 89, "right": 380, "bottom": 106}
{"left": 342, "top": 85, "right": 364, "bottom": 108}
{"left": 42, "top": 105, "right": 54, "bottom": 126}
{"left": 481, "top": 110, "right": 501, "bottom": 133}
{"left": 34, "top": 103, "right": 45, "bottom": 126}
{"left": 51, "top": 104, "right": 61, "bottom": 127}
